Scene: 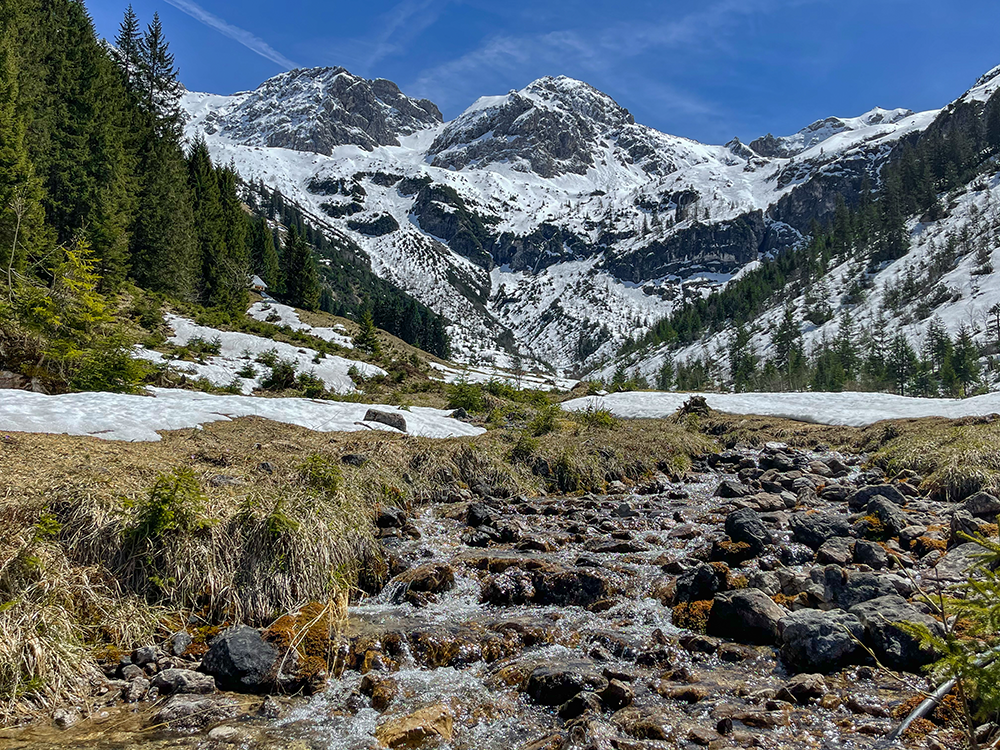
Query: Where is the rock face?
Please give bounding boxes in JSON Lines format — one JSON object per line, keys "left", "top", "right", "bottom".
{"left": 201, "top": 626, "right": 279, "bottom": 692}
{"left": 707, "top": 588, "right": 785, "bottom": 645}
{"left": 778, "top": 609, "right": 864, "bottom": 673}
{"left": 203, "top": 67, "right": 442, "bottom": 154}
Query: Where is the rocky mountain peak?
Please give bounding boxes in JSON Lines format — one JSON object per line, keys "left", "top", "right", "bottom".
{"left": 192, "top": 66, "right": 442, "bottom": 155}
{"left": 750, "top": 106, "right": 914, "bottom": 158}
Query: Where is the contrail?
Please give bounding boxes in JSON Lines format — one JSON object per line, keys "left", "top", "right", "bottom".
{"left": 163, "top": 0, "right": 300, "bottom": 70}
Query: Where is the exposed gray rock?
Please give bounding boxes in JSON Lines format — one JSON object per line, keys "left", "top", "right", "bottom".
{"left": 707, "top": 588, "right": 786, "bottom": 645}
{"left": 201, "top": 626, "right": 278, "bottom": 693}
{"left": 849, "top": 595, "right": 942, "bottom": 672}
{"left": 725, "top": 508, "right": 772, "bottom": 555}
{"left": 960, "top": 491, "right": 1000, "bottom": 518}
{"left": 151, "top": 668, "right": 216, "bottom": 695}
{"left": 853, "top": 540, "right": 889, "bottom": 570}
{"left": 816, "top": 537, "right": 854, "bottom": 566}
{"left": 790, "top": 512, "right": 852, "bottom": 549}
{"left": 364, "top": 409, "right": 407, "bottom": 432}
{"left": 848, "top": 484, "right": 906, "bottom": 512}
{"left": 778, "top": 609, "right": 864, "bottom": 673}
{"left": 867, "top": 497, "right": 909, "bottom": 537}
{"left": 932, "top": 542, "right": 985, "bottom": 583}
{"left": 524, "top": 663, "right": 608, "bottom": 705}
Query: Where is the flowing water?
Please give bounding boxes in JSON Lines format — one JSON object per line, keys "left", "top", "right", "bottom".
{"left": 0, "top": 453, "right": 922, "bottom": 749}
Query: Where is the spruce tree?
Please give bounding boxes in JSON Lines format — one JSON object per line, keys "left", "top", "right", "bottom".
{"left": 728, "top": 323, "right": 756, "bottom": 392}
{"left": 139, "top": 13, "right": 182, "bottom": 135}
{"left": 249, "top": 216, "right": 280, "bottom": 288}
{"left": 280, "top": 226, "right": 320, "bottom": 310}
{"left": 887, "top": 332, "right": 918, "bottom": 395}
{"left": 0, "top": 0, "right": 46, "bottom": 288}
{"left": 353, "top": 308, "right": 381, "bottom": 356}
{"left": 217, "top": 165, "right": 250, "bottom": 313}
{"left": 187, "top": 138, "right": 225, "bottom": 303}
{"left": 113, "top": 5, "right": 143, "bottom": 97}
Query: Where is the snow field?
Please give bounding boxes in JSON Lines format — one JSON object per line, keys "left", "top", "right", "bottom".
{"left": 564, "top": 390, "right": 1000, "bottom": 428}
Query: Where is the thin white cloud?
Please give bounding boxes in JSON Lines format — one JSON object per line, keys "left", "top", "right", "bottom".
{"left": 162, "top": 0, "right": 299, "bottom": 70}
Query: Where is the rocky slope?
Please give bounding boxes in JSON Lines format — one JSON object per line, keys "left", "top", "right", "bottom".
{"left": 181, "top": 66, "right": 998, "bottom": 373}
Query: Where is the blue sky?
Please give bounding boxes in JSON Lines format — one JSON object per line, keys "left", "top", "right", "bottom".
{"left": 89, "top": 0, "right": 1000, "bottom": 144}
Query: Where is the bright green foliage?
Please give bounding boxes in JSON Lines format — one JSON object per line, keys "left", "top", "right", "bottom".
{"left": 447, "top": 379, "right": 486, "bottom": 412}
{"left": 128, "top": 468, "right": 210, "bottom": 543}
{"left": 298, "top": 454, "right": 342, "bottom": 495}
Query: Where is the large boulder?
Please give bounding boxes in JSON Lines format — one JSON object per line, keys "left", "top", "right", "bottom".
{"left": 725, "top": 508, "right": 772, "bottom": 555}
{"left": 201, "top": 626, "right": 279, "bottom": 693}
{"left": 960, "top": 491, "right": 1000, "bottom": 518}
{"left": 932, "top": 542, "right": 984, "bottom": 583}
{"left": 707, "top": 588, "right": 785, "bottom": 645}
{"left": 816, "top": 537, "right": 854, "bottom": 566}
{"left": 821, "top": 567, "right": 897, "bottom": 609}
{"left": 848, "top": 484, "right": 906, "bottom": 512}
{"left": 364, "top": 408, "right": 407, "bottom": 433}
{"left": 789, "top": 512, "right": 852, "bottom": 549}
{"left": 778, "top": 609, "right": 863, "bottom": 673}
{"left": 849, "top": 595, "right": 942, "bottom": 672}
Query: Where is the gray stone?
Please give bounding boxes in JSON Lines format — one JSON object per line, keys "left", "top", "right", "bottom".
{"left": 849, "top": 484, "right": 907, "bottom": 511}
{"left": 151, "top": 668, "right": 216, "bottom": 695}
{"left": 821, "top": 567, "right": 897, "bottom": 609}
{"left": 789, "top": 512, "right": 852, "bottom": 549}
{"left": 707, "top": 588, "right": 785, "bottom": 645}
{"left": 853, "top": 540, "right": 889, "bottom": 570}
{"left": 950, "top": 509, "right": 989, "bottom": 546}
{"left": 777, "top": 673, "right": 827, "bottom": 704}
{"left": 778, "top": 609, "right": 863, "bottom": 673}
{"left": 725, "top": 508, "right": 772, "bottom": 555}
{"left": 151, "top": 694, "right": 241, "bottom": 732}
{"left": 960, "top": 491, "right": 1000, "bottom": 518}
{"left": 364, "top": 408, "right": 407, "bottom": 432}
{"left": 674, "top": 562, "right": 726, "bottom": 603}
{"left": 169, "top": 632, "right": 192, "bottom": 657}
{"left": 867, "top": 497, "right": 909, "bottom": 536}
{"left": 201, "top": 626, "right": 278, "bottom": 693}
{"left": 131, "top": 645, "right": 158, "bottom": 667}
{"left": 524, "top": 663, "right": 607, "bottom": 706}
{"left": 849, "top": 595, "right": 942, "bottom": 672}
{"left": 932, "top": 542, "right": 984, "bottom": 583}
{"left": 816, "top": 537, "right": 854, "bottom": 566}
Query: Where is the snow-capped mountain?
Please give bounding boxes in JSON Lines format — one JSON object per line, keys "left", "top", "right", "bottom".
{"left": 180, "top": 66, "right": 994, "bottom": 375}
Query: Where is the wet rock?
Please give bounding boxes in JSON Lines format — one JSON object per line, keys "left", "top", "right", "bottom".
{"left": 789, "top": 512, "right": 852, "bottom": 549}
{"left": 374, "top": 703, "right": 454, "bottom": 747}
{"left": 816, "top": 537, "right": 854, "bottom": 565}
{"left": 778, "top": 609, "right": 863, "bottom": 673}
{"left": 850, "top": 594, "right": 942, "bottom": 672}
{"left": 853, "top": 540, "right": 889, "bottom": 569}
{"left": 867, "top": 496, "right": 909, "bottom": 537}
{"left": 151, "top": 694, "right": 241, "bottom": 731}
{"left": 360, "top": 674, "right": 399, "bottom": 711}
{"left": 849, "top": 484, "right": 906, "bottom": 512}
{"left": 397, "top": 563, "right": 455, "bottom": 595}
{"left": 960, "top": 491, "right": 1000, "bottom": 518}
{"left": 377, "top": 506, "right": 408, "bottom": 528}
{"left": 524, "top": 663, "right": 607, "bottom": 705}
{"left": 583, "top": 538, "right": 651, "bottom": 553}
{"left": 519, "top": 734, "right": 566, "bottom": 750}
{"left": 599, "top": 678, "right": 634, "bottom": 710}
{"left": 613, "top": 706, "right": 673, "bottom": 740}
{"left": 707, "top": 588, "right": 785, "bottom": 645}
{"left": 820, "top": 484, "right": 852, "bottom": 503}
{"left": 777, "top": 673, "right": 826, "bottom": 704}
{"left": 746, "top": 570, "right": 780, "bottom": 596}
{"left": 125, "top": 676, "right": 149, "bottom": 703}
{"left": 481, "top": 568, "right": 537, "bottom": 605}
{"left": 687, "top": 726, "right": 721, "bottom": 746}
{"left": 364, "top": 408, "right": 407, "bottom": 432}
{"left": 201, "top": 625, "right": 278, "bottom": 693}
{"left": 151, "top": 668, "right": 215, "bottom": 695}
{"left": 674, "top": 562, "right": 727, "bottom": 603}
{"left": 558, "top": 691, "right": 603, "bottom": 719}
{"left": 724, "top": 508, "right": 772, "bottom": 555}
{"left": 467, "top": 503, "right": 500, "bottom": 528}
{"left": 716, "top": 479, "right": 752, "bottom": 499}
{"left": 52, "top": 708, "right": 81, "bottom": 729}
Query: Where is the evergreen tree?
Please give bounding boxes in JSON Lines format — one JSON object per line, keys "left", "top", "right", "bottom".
{"left": 887, "top": 332, "right": 918, "bottom": 395}
{"left": 952, "top": 325, "right": 981, "bottom": 396}
{"left": 728, "top": 323, "right": 756, "bottom": 391}
{"left": 352, "top": 308, "right": 381, "bottom": 356}
{"left": 280, "top": 226, "right": 320, "bottom": 310}
{"left": 655, "top": 359, "right": 674, "bottom": 391}
{"left": 139, "top": 13, "right": 181, "bottom": 134}
{"left": 249, "top": 216, "right": 280, "bottom": 289}
{"left": 113, "top": 5, "right": 143, "bottom": 96}
{"left": 770, "top": 305, "right": 806, "bottom": 389}
{"left": 0, "top": 1, "right": 46, "bottom": 287}
{"left": 187, "top": 138, "right": 224, "bottom": 301}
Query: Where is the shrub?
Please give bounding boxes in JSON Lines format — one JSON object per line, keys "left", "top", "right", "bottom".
{"left": 127, "top": 468, "right": 210, "bottom": 544}
{"left": 528, "top": 404, "right": 562, "bottom": 436}
{"left": 575, "top": 407, "right": 619, "bottom": 430}
{"left": 261, "top": 359, "right": 298, "bottom": 391}
{"left": 255, "top": 348, "right": 279, "bottom": 368}
{"left": 297, "top": 371, "right": 326, "bottom": 398}
{"left": 447, "top": 380, "right": 485, "bottom": 413}
{"left": 236, "top": 362, "right": 257, "bottom": 379}
{"left": 299, "top": 454, "right": 342, "bottom": 495}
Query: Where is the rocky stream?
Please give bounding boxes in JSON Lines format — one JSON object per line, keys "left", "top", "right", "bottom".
{"left": 2, "top": 441, "right": 991, "bottom": 750}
